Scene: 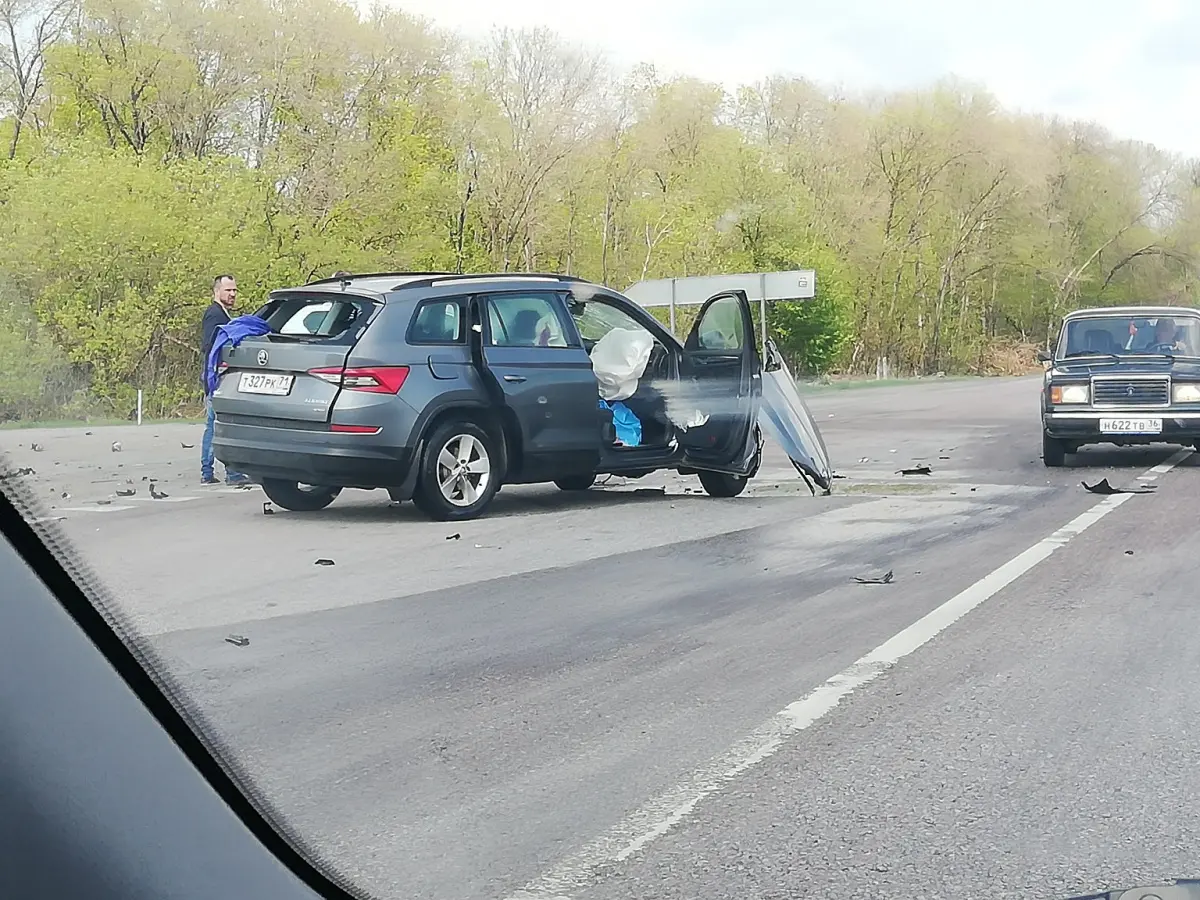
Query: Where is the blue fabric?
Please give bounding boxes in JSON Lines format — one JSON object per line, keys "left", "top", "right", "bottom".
{"left": 204, "top": 314, "right": 271, "bottom": 395}
{"left": 600, "top": 398, "right": 641, "bottom": 447}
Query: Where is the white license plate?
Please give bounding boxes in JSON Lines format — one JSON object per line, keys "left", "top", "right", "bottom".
{"left": 1099, "top": 417, "right": 1163, "bottom": 434}
{"left": 237, "top": 372, "right": 295, "bottom": 396}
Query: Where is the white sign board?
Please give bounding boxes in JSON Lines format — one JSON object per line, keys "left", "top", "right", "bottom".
{"left": 623, "top": 270, "right": 816, "bottom": 308}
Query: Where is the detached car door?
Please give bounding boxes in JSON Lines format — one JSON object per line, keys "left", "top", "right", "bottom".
{"left": 678, "top": 290, "right": 762, "bottom": 473}
{"left": 759, "top": 338, "right": 833, "bottom": 493}
{"left": 477, "top": 291, "right": 601, "bottom": 479}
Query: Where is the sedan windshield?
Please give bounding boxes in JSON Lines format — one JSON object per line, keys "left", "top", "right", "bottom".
{"left": 1060, "top": 313, "right": 1200, "bottom": 358}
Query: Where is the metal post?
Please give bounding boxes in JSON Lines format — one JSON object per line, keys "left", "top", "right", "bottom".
{"left": 668, "top": 279, "right": 677, "bottom": 335}
{"left": 136, "top": 390, "right": 143, "bottom": 426}
{"left": 759, "top": 273, "right": 768, "bottom": 353}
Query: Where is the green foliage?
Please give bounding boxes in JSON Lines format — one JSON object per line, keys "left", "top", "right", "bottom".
{"left": 0, "top": 0, "right": 1197, "bottom": 418}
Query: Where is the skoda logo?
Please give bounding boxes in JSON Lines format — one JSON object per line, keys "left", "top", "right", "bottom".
{"left": 257, "top": 349, "right": 268, "bottom": 367}
{"left": 1127, "top": 385, "right": 1135, "bottom": 396}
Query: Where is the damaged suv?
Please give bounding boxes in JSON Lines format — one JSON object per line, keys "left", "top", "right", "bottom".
{"left": 211, "top": 272, "right": 832, "bottom": 521}
{"left": 1041, "top": 305, "right": 1200, "bottom": 466}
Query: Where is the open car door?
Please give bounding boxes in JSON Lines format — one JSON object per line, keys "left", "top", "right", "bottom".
{"left": 759, "top": 338, "right": 833, "bottom": 494}
{"left": 677, "top": 290, "right": 761, "bottom": 474}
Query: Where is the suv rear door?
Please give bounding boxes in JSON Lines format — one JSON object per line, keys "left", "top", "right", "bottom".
{"left": 677, "top": 290, "right": 761, "bottom": 473}
{"left": 212, "top": 290, "right": 379, "bottom": 424}
{"left": 476, "top": 290, "right": 601, "bottom": 478}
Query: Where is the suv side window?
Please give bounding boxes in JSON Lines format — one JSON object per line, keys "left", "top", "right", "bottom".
{"left": 409, "top": 298, "right": 465, "bottom": 344}
{"left": 485, "top": 292, "right": 571, "bottom": 348}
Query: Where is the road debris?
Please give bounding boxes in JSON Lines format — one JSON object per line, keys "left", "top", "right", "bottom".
{"left": 314, "top": 558, "right": 335, "bottom": 566}
{"left": 853, "top": 569, "right": 895, "bottom": 585}
{"left": 225, "top": 635, "right": 250, "bottom": 647}
{"left": 262, "top": 502, "right": 274, "bottom": 515}
{"left": 181, "top": 442, "right": 194, "bottom": 449}
{"left": 111, "top": 441, "right": 121, "bottom": 452}
{"left": 446, "top": 533, "right": 461, "bottom": 540}
{"left": 898, "top": 465, "right": 932, "bottom": 476}
{"left": 149, "top": 482, "right": 169, "bottom": 499}
{"left": 31, "top": 443, "right": 44, "bottom": 452}
{"left": 116, "top": 488, "right": 136, "bottom": 497}
{"left": 1081, "top": 478, "right": 1155, "bottom": 495}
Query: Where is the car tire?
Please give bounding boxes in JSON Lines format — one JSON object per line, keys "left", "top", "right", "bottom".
{"left": 554, "top": 474, "right": 596, "bottom": 491}
{"left": 412, "top": 419, "right": 499, "bottom": 522}
{"left": 697, "top": 471, "right": 749, "bottom": 498}
{"left": 1042, "top": 432, "right": 1067, "bottom": 468}
{"left": 259, "top": 479, "right": 342, "bottom": 512}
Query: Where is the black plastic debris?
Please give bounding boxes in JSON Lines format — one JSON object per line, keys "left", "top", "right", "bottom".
{"left": 831, "top": 472, "right": 848, "bottom": 480}
{"left": 60, "top": 491, "right": 69, "bottom": 499}
{"left": 1125, "top": 550, "right": 1134, "bottom": 556}
{"left": 96, "top": 499, "right": 112, "bottom": 506}
{"left": 111, "top": 441, "right": 122, "bottom": 452}
{"left": 181, "top": 442, "right": 194, "bottom": 449}
{"left": 31, "top": 443, "right": 44, "bottom": 452}
{"left": 262, "top": 502, "right": 274, "bottom": 515}
{"left": 898, "top": 465, "right": 932, "bottom": 476}
{"left": 225, "top": 635, "right": 250, "bottom": 647}
{"left": 149, "top": 483, "right": 169, "bottom": 499}
{"left": 314, "top": 558, "right": 335, "bottom": 566}
{"left": 853, "top": 570, "right": 895, "bottom": 585}
{"left": 84, "top": 431, "right": 93, "bottom": 436}
{"left": 1081, "top": 478, "right": 1155, "bottom": 495}
{"left": 446, "top": 533, "right": 461, "bottom": 540}
{"left": 116, "top": 488, "right": 136, "bottom": 497}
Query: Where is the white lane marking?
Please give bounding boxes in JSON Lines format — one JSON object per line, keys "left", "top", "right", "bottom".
{"left": 504, "top": 448, "right": 1192, "bottom": 900}
{"left": 55, "top": 504, "right": 137, "bottom": 513}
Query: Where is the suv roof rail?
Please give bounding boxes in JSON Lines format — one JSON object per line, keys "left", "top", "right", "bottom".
{"left": 305, "top": 271, "right": 595, "bottom": 286}
{"left": 304, "top": 271, "right": 457, "bottom": 286}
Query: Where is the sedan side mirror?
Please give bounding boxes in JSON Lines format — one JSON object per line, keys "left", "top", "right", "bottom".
{"left": 1036, "top": 348, "right": 1052, "bottom": 363}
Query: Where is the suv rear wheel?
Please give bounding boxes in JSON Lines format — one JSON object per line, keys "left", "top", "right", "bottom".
{"left": 697, "top": 471, "right": 749, "bottom": 498}
{"left": 260, "top": 479, "right": 342, "bottom": 511}
{"left": 412, "top": 419, "right": 499, "bottom": 521}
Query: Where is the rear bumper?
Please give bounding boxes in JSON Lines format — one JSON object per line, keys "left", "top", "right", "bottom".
{"left": 213, "top": 418, "right": 415, "bottom": 487}
{"left": 1043, "top": 409, "right": 1200, "bottom": 444}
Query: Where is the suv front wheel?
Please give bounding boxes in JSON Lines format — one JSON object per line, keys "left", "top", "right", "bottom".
{"left": 697, "top": 471, "right": 749, "bottom": 498}
{"left": 1042, "top": 431, "right": 1067, "bottom": 467}
{"left": 260, "top": 479, "right": 342, "bottom": 511}
{"left": 413, "top": 419, "right": 500, "bottom": 521}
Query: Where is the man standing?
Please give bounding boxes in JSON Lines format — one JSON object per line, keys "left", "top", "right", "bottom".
{"left": 200, "top": 274, "right": 249, "bottom": 485}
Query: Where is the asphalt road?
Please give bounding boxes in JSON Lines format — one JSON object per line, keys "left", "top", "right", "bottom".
{"left": 3, "top": 375, "right": 1196, "bottom": 900}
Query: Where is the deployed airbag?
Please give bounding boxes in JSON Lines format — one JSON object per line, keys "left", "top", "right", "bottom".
{"left": 591, "top": 328, "right": 654, "bottom": 402}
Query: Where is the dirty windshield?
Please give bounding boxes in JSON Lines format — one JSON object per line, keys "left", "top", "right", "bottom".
{"left": 1061, "top": 314, "right": 1200, "bottom": 358}
{"left": 1, "top": 2, "right": 1198, "bottom": 900}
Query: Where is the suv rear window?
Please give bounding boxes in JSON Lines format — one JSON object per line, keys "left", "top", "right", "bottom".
{"left": 256, "top": 293, "right": 375, "bottom": 342}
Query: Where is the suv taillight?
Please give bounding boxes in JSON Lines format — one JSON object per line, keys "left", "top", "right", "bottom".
{"left": 308, "top": 366, "right": 409, "bottom": 394}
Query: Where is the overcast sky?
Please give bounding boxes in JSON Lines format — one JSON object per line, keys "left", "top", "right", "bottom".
{"left": 386, "top": 0, "right": 1200, "bottom": 157}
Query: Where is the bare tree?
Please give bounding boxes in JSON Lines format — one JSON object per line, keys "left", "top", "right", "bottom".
{"left": 0, "top": 0, "right": 75, "bottom": 158}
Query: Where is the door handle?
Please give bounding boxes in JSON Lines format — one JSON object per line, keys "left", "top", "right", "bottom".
{"left": 503, "top": 374, "right": 526, "bottom": 383}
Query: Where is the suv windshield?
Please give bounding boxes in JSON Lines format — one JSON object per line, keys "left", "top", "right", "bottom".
{"left": 1060, "top": 313, "right": 1200, "bottom": 358}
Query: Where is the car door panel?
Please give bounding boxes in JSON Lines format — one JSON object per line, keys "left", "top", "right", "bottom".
{"left": 477, "top": 292, "right": 601, "bottom": 480}
{"left": 677, "top": 290, "right": 761, "bottom": 472}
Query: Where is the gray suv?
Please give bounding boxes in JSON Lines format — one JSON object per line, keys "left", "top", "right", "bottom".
{"left": 211, "top": 272, "right": 832, "bottom": 521}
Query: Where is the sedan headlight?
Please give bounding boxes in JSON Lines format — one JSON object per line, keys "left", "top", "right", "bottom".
{"left": 1173, "top": 383, "right": 1200, "bottom": 403}
{"left": 1049, "top": 384, "right": 1089, "bottom": 404}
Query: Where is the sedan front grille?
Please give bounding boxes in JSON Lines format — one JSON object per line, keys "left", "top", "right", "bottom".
{"left": 1091, "top": 377, "right": 1170, "bottom": 407}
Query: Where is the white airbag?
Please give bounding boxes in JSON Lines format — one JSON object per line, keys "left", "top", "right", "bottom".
{"left": 591, "top": 327, "right": 654, "bottom": 402}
